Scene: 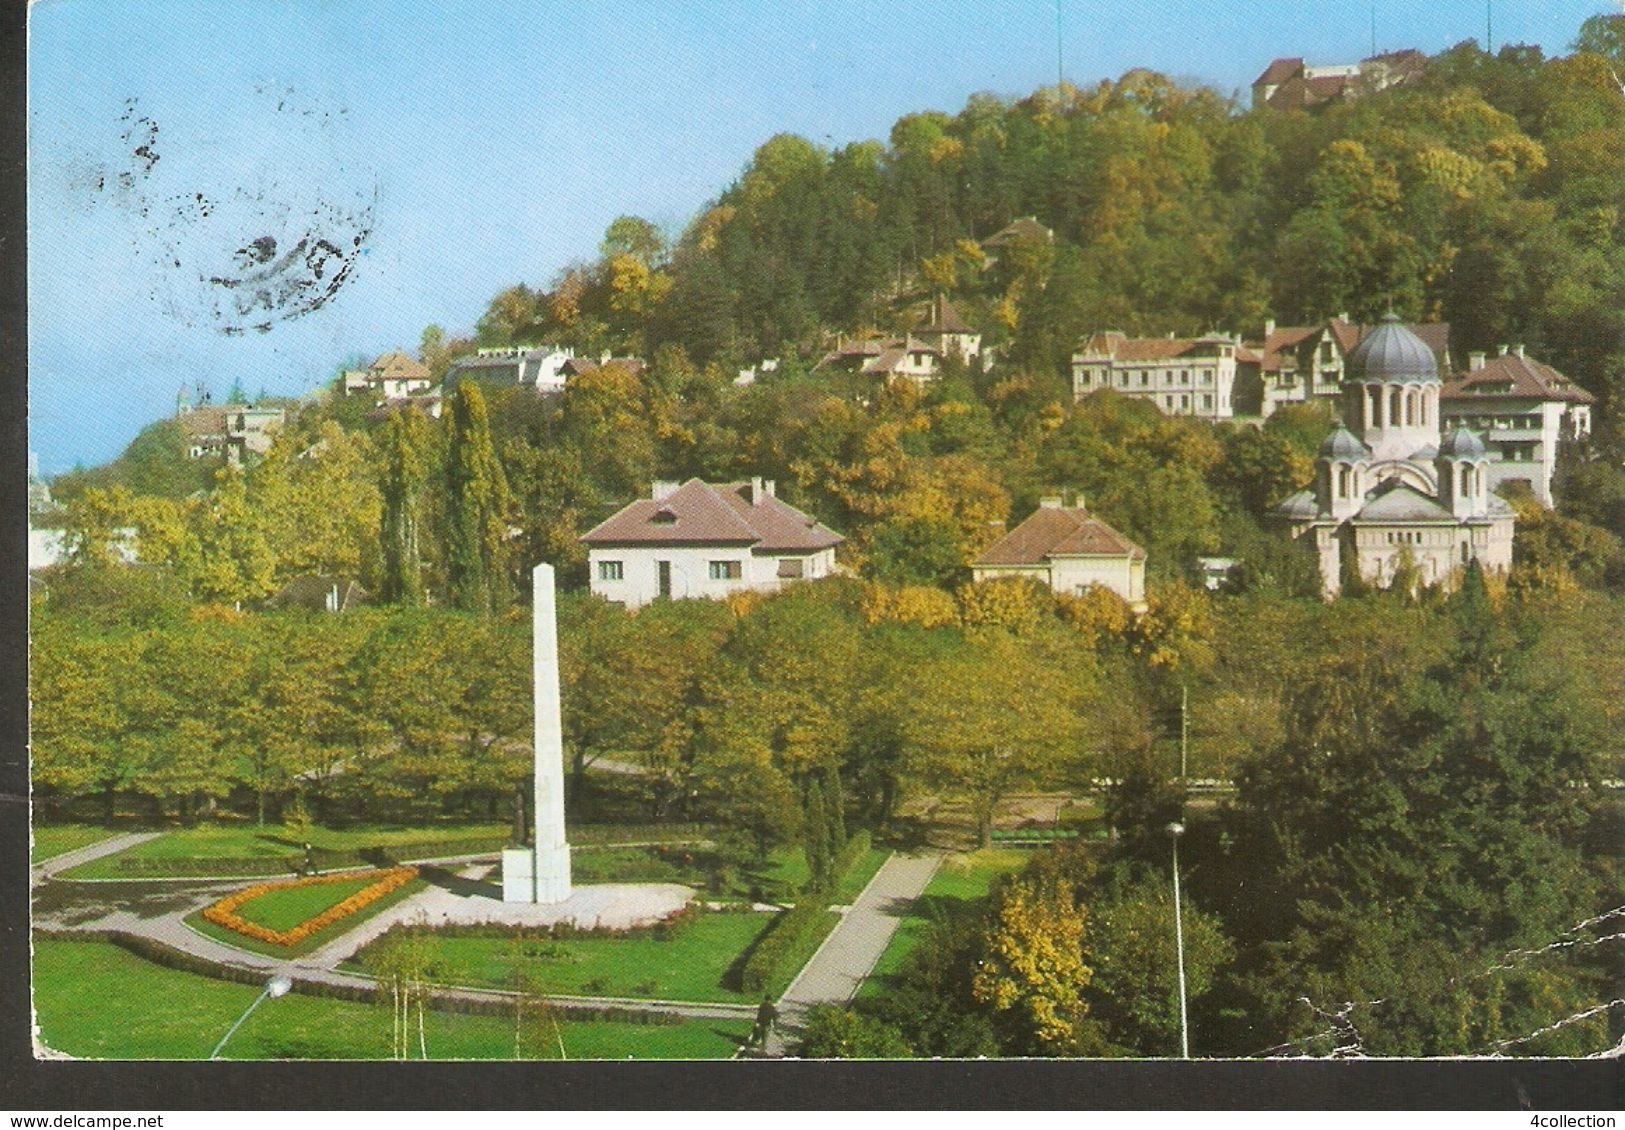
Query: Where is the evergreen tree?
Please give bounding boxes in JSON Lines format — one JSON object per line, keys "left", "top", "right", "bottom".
{"left": 378, "top": 406, "right": 432, "bottom": 605}
{"left": 445, "top": 383, "right": 512, "bottom": 615}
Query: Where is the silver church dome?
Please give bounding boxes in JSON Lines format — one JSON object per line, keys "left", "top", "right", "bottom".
{"left": 1347, "top": 312, "right": 1439, "bottom": 383}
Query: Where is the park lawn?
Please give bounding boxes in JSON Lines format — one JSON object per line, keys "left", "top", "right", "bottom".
{"left": 32, "top": 938, "right": 747, "bottom": 1059}
{"left": 185, "top": 877, "right": 429, "bottom": 959}
{"left": 237, "top": 876, "right": 378, "bottom": 931}
{"left": 30, "top": 824, "right": 119, "bottom": 864}
{"left": 350, "top": 911, "right": 778, "bottom": 1003}
{"left": 856, "top": 848, "right": 1031, "bottom": 1001}
{"left": 60, "top": 821, "right": 509, "bottom": 879}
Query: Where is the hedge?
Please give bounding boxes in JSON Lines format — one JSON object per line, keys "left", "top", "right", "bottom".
{"left": 830, "top": 829, "right": 872, "bottom": 883}
{"left": 737, "top": 903, "right": 829, "bottom": 996}
{"left": 110, "top": 826, "right": 716, "bottom": 877}
{"left": 36, "top": 930, "right": 681, "bottom": 1025}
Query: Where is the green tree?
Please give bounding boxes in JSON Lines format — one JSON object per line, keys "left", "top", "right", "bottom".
{"left": 378, "top": 406, "right": 433, "bottom": 604}
{"left": 445, "top": 382, "right": 513, "bottom": 614}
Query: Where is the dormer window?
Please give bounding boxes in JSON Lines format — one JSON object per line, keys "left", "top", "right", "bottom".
{"left": 651, "top": 508, "right": 677, "bottom": 525}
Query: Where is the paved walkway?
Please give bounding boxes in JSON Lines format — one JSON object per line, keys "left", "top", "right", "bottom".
{"left": 30, "top": 832, "right": 161, "bottom": 884}
{"left": 763, "top": 849, "right": 941, "bottom": 1057}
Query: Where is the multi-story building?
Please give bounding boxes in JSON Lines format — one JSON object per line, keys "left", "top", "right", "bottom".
{"left": 175, "top": 394, "right": 284, "bottom": 462}
{"left": 1071, "top": 331, "right": 1241, "bottom": 419}
{"left": 971, "top": 496, "right": 1147, "bottom": 611}
{"left": 1440, "top": 346, "right": 1596, "bottom": 507}
{"left": 814, "top": 296, "right": 983, "bottom": 387}
{"left": 1237, "top": 315, "right": 1451, "bottom": 417}
{"left": 581, "top": 478, "right": 843, "bottom": 610}
{"left": 1251, "top": 49, "right": 1426, "bottom": 111}
{"left": 444, "top": 345, "right": 583, "bottom": 392}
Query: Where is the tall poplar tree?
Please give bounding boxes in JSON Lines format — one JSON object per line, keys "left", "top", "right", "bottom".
{"left": 378, "top": 406, "right": 432, "bottom": 605}
{"left": 445, "top": 383, "right": 512, "bottom": 615}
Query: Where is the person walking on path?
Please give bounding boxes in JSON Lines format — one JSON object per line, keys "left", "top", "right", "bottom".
{"left": 752, "top": 996, "right": 778, "bottom": 1048}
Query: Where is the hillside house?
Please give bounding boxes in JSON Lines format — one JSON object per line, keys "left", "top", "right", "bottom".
{"left": 581, "top": 478, "right": 843, "bottom": 610}
{"left": 343, "top": 351, "right": 435, "bottom": 400}
{"left": 814, "top": 296, "right": 983, "bottom": 386}
{"left": 1251, "top": 49, "right": 1425, "bottom": 111}
{"left": 1071, "top": 331, "right": 1242, "bottom": 420}
{"left": 971, "top": 497, "right": 1147, "bottom": 611}
{"left": 176, "top": 400, "right": 284, "bottom": 461}
{"left": 1440, "top": 346, "right": 1595, "bottom": 507}
{"left": 443, "top": 345, "right": 595, "bottom": 392}
{"left": 1236, "top": 315, "right": 1450, "bottom": 417}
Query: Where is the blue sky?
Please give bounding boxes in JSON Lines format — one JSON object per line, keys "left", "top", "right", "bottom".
{"left": 28, "top": 0, "right": 1610, "bottom": 474}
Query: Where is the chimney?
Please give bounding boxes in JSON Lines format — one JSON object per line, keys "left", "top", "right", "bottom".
{"left": 749, "top": 477, "right": 775, "bottom": 505}
{"left": 1498, "top": 344, "right": 1510, "bottom": 356}
{"left": 1039, "top": 494, "right": 1065, "bottom": 509}
{"left": 1264, "top": 318, "right": 1275, "bottom": 338}
{"left": 652, "top": 480, "right": 680, "bottom": 501}
{"left": 1514, "top": 343, "right": 1526, "bottom": 358}
{"left": 1469, "top": 351, "right": 1486, "bottom": 372}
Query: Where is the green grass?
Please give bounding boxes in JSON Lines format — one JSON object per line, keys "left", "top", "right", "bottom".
{"left": 31, "top": 824, "right": 118, "bottom": 864}
{"left": 857, "top": 847, "right": 1032, "bottom": 1000}
{"left": 237, "top": 876, "right": 378, "bottom": 931}
{"left": 350, "top": 911, "right": 780, "bottom": 1004}
{"left": 767, "top": 910, "right": 842, "bottom": 997}
{"left": 60, "top": 821, "right": 510, "bottom": 879}
{"left": 32, "top": 938, "right": 748, "bottom": 1059}
{"left": 185, "top": 877, "right": 428, "bottom": 958}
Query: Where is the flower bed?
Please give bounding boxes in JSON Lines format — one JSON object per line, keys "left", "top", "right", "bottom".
{"left": 202, "top": 867, "right": 418, "bottom": 948}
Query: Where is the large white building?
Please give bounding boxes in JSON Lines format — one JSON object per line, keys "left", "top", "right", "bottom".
{"left": 1440, "top": 346, "right": 1595, "bottom": 507}
{"left": 580, "top": 478, "right": 843, "bottom": 609}
{"left": 1071, "top": 331, "right": 1241, "bottom": 419}
{"left": 970, "top": 497, "right": 1147, "bottom": 611}
{"left": 1274, "top": 314, "right": 1514, "bottom": 596}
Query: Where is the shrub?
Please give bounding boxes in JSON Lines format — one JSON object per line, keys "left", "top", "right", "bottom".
{"left": 201, "top": 867, "right": 418, "bottom": 947}
{"left": 738, "top": 903, "right": 830, "bottom": 995}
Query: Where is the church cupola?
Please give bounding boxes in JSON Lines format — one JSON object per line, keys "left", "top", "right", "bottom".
{"left": 1345, "top": 312, "right": 1441, "bottom": 464}
{"left": 1436, "top": 425, "right": 1490, "bottom": 519}
{"left": 1316, "top": 424, "right": 1371, "bottom": 520}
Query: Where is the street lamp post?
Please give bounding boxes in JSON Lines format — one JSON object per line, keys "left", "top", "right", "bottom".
{"left": 211, "top": 974, "right": 293, "bottom": 1060}
{"left": 1167, "top": 821, "right": 1190, "bottom": 1059}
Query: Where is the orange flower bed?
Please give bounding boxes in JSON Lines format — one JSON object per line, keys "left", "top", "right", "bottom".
{"left": 202, "top": 866, "right": 419, "bottom": 948}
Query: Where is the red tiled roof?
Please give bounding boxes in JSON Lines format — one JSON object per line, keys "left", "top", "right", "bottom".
{"left": 580, "top": 479, "right": 843, "bottom": 551}
{"left": 1254, "top": 57, "right": 1304, "bottom": 87}
{"left": 974, "top": 506, "right": 1144, "bottom": 566}
{"left": 1441, "top": 353, "right": 1595, "bottom": 405}
{"left": 371, "top": 350, "right": 430, "bottom": 381}
{"left": 1076, "top": 332, "right": 1232, "bottom": 362}
{"left": 917, "top": 295, "right": 974, "bottom": 334}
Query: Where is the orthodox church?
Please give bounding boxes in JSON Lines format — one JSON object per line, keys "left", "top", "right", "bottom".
{"left": 1274, "top": 313, "right": 1515, "bottom": 596}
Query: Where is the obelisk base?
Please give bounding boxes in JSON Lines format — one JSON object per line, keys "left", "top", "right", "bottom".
{"left": 502, "top": 845, "right": 572, "bottom": 904}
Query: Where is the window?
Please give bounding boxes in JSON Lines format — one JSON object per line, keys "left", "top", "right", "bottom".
{"left": 709, "top": 560, "right": 742, "bottom": 581}
{"left": 597, "top": 560, "right": 623, "bottom": 582}
{"left": 1202, "top": 393, "right": 1213, "bottom": 411}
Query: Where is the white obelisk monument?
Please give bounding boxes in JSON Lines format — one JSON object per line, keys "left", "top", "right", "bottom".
{"left": 502, "top": 562, "right": 573, "bottom": 903}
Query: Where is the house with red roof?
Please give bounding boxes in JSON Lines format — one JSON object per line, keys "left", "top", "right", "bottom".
{"left": 971, "top": 496, "right": 1147, "bottom": 611}
{"left": 579, "top": 478, "right": 843, "bottom": 609}
{"left": 1071, "top": 331, "right": 1243, "bottom": 419}
{"left": 1251, "top": 49, "right": 1425, "bottom": 111}
{"left": 1440, "top": 345, "right": 1595, "bottom": 506}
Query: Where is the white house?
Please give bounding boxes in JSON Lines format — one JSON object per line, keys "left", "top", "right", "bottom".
{"left": 1440, "top": 346, "right": 1595, "bottom": 507}
{"left": 1072, "top": 331, "right": 1241, "bottom": 420}
{"left": 580, "top": 478, "right": 843, "bottom": 609}
{"left": 343, "top": 350, "right": 435, "bottom": 400}
{"left": 445, "top": 345, "right": 584, "bottom": 392}
{"left": 970, "top": 497, "right": 1147, "bottom": 611}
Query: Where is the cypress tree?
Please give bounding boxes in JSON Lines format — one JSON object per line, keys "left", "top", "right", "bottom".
{"left": 445, "top": 382, "right": 512, "bottom": 615}
{"left": 824, "top": 761, "right": 848, "bottom": 852}
{"left": 378, "top": 406, "right": 431, "bottom": 605}
{"left": 803, "top": 778, "right": 831, "bottom": 893}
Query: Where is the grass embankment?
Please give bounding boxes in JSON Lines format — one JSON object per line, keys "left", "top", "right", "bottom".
{"left": 185, "top": 877, "right": 429, "bottom": 959}
{"left": 32, "top": 938, "right": 749, "bottom": 1060}
{"left": 857, "top": 847, "right": 1031, "bottom": 998}
{"left": 347, "top": 911, "right": 782, "bottom": 1004}
{"left": 59, "top": 822, "right": 510, "bottom": 879}
{"left": 31, "top": 825, "right": 120, "bottom": 864}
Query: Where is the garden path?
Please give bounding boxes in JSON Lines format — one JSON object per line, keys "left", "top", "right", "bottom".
{"left": 764, "top": 849, "right": 942, "bottom": 1057}
{"left": 30, "top": 832, "right": 161, "bottom": 885}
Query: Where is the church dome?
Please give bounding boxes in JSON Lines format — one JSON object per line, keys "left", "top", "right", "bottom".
{"left": 1438, "top": 425, "right": 1487, "bottom": 459}
{"left": 1348, "top": 312, "right": 1439, "bottom": 383}
{"left": 1318, "top": 424, "right": 1371, "bottom": 461}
